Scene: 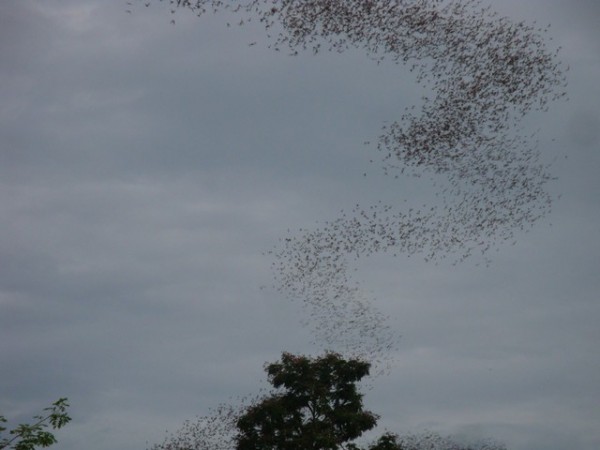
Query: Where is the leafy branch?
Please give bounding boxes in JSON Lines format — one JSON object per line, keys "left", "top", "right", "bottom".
{"left": 0, "top": 398, "right": 71, "bottom": 450}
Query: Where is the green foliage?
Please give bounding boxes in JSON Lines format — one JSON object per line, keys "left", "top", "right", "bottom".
{"left": 0, "top": 398, "right": 71, "bottom": 450}
{"left": 235, "top": 352, "right": 378, "bottom": 450}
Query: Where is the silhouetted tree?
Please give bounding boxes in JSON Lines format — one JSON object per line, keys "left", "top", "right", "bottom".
{"left": 236, "top": 352, "right": 377, "bottom": 450}
{"left": 366, "top": 432, "right": 403, "bottom": 450}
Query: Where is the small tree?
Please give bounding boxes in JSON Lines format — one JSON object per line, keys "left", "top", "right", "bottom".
{"left": 0, "top": 398, "right": 71, "bottom": 450}
{"left": 366, "top": 433, "right": 402, "bottom": 450}
{"left": 236, "top": 352, "right": 378, "bottom": 450}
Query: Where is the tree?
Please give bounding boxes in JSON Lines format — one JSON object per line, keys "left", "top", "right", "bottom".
{"left": 366, "top": 433, "right": 402, "bottom": 450}
{"left": 0, "top": 398, "right": 71, "bottom": 450}
{"left": 236, "top": 352, "right": 378, "bottom": 450}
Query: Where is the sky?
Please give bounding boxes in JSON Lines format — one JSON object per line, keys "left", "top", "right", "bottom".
{"left": 1, "top": 1, "right": 599, "bottom": 450}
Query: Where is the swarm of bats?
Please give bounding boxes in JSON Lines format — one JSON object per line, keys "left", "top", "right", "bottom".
{"left": 136, "top": 0, "right": 567, "bottom": 371}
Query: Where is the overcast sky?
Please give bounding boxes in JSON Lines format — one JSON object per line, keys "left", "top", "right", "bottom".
{"left": 1, "top": 1, "right": 599, "bottom": 450}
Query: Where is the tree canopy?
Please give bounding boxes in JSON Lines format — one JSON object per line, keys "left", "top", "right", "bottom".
{"left": 236, "top": 352, "right": 377, "bottom": 450}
